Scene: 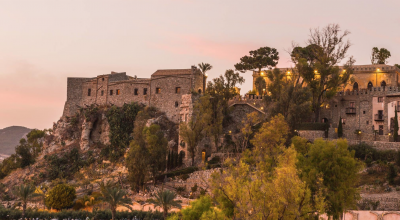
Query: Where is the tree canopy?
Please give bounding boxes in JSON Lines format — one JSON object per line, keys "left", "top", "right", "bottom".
{"left": 371, "top": 47, "right": 391, "bottom": 64}
{"left": 45, "top": 184, "right": 76, "bottom": 210}
{"left": 234, "top": 47, "right": 279, "bottom": 73}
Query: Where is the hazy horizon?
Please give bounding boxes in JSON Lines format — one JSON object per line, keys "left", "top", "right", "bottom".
{"left": 1, "top": 0, "right": 399, "bottom": 130}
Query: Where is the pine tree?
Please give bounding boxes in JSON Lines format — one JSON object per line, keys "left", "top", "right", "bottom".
{"left": 394, "top": 106, "right": 399, "bottom": 142}
{"left": 338, "top": 117, "right": 343, "bottom": 138}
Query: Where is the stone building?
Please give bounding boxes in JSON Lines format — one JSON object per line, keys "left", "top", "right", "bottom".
{"left": 63, "top": 66, "right": 204, "bottom": 123}
{"left": 252, "top": 64, "right": 400, "bottom": 141}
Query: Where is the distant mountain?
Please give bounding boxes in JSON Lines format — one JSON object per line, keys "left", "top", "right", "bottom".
{"left": 0, "top": 126, "right": 31, "bottom": 155}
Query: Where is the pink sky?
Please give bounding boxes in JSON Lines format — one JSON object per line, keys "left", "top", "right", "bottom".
{"left": 0, "top": 0, "right": 399, "bottom": 129}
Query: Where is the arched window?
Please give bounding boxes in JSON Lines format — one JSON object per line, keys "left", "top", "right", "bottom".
{"left": 353, "top": 82, "right": 359, "bottom": 90}
{"left": 381, "top": 81, "right": 387, "bottom": 87}
{"left": 179, "top": 151, "right": 185, "bottom": 159}
{"left": 367, "top": 81, "right": 373, "bottom": 90}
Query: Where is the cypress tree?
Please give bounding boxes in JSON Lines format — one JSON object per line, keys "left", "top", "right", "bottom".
{"left": 394, "top": 106, "right": 399, "bottom": 142}
{"left": 178, "top": 151, "right": 182, "bottom": 166}
{"left": 167, "top": 151, "right": 171, "bottom": 170}
{"left": 174, "top": 151, "right": 178, "bottom": 168}
{"left": 171, "top": 151, "right": 175, "bottom": 169}
{"left": 338, "top": 117, "right": 343, "bottom": 138}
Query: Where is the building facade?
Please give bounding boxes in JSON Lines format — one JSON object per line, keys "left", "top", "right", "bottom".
{"left": 63, "top": 66, "right": 204, "bottom": 123}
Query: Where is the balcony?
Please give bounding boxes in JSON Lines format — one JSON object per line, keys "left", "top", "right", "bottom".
{"left": 346, "top": 107, "right": 356, "bottom": 114}
{"left": 374, "top": 114, "right": 384, "bottom": 121}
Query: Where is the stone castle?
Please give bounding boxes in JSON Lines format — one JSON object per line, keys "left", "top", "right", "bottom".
{"left": 253, "top": 64, "right": 400, "bottom": 142}
{"left": 63, "top": 66, "right": 204, "bottom": 124}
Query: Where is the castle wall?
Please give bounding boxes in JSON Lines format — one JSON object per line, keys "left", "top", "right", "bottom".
{"left": 150, "top": 75, "right": 193, "bottom": 123}
{"left": 63, "top": 77, "right": 91, "bottom": 117}
{"left": 193, "top": 70, "right": 204, "bottom": 94}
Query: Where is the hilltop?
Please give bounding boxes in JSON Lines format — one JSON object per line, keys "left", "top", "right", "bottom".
{"left": 0, "top": 126, "right": 31, "bottom": 155}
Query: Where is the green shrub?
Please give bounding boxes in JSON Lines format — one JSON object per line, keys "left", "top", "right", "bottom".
{"left": 45, "top": 184, "right": 76, "bottom": 210}
{"left": 349, "top": 143, "right": 397, "bottom": 165}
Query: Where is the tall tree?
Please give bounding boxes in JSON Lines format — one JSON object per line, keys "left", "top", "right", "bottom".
{"left": 254, "top": 76, "right": 266, "bottom": 95}
{"left": 371, "top": 47, "right": 391, "bottom": 64}
{"left": 264, "top": 68, "right": 312, "bottom": 131}
{"left": 394, "top": 107, "right": 399, "bottom": 142}
{"left": 291, "top": 24, "right": 354, "bottom": 122}
{"left": 101, "top": 186, "right": 132, "bottom": 220}
{"left": 179, "top": 95, "right": 213, "bottom": 165}
{"left": 198, "top": 62, "right": 213, "bottom": 93}
{"left": 211, "top": 115, "right": 322, "bottom": 219}
{"left": 147, "top": 189, "right": 182, "bottom": 218}
{"left": 143, "top": 124, "right": 168, "bottom": 184}
{"left": 234, "top": 47, "right": 279, "bottom": 73}
{"left": 13, "top": 184, "right": 40, "bottom": 220}
{"left": 338, "top": 117, "right": 343, "bottom": 138}
{"left": 295, "top": 138, "right": 363, "bottom": 220}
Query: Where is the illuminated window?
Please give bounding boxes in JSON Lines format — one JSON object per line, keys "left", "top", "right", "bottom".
{"left": 88, "top": 89, "right": 91, "bottom": 96}
{"left": 156, "top": 88, "right": 161, "bottom": 94}
{"left": 175, "top": 87, "right": 181, "bottom": 94}
{"left": 341, "top": 118, "right": 346, "bottom": 125}
{"left": 134, "top": 88, "right": 138, "bottom": 95}
{"left": 116, "top": 89, "right": 121, "bottom": 95}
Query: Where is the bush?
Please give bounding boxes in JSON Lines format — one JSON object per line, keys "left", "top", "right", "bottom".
{"left": 296, "top": 122, "right": 329, "bottom": 131}
{"left": 45, "top": 184, "right": 76, "bottom": 210}
{"left": 349, "top": 143, "right": 397, "bottom": 166}
{"left": 44, "top": 148, "right": 85, "bottom": 180}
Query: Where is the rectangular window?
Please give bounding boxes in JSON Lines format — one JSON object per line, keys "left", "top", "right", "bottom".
{"left": 341, "top": 118, "right": 346, "bottom": 125}
{"left": 110, "top": 90, "right": 113, "bottom": 95}
{"left": 397, "top": 101, "right": 400, "bottom": 112}
{"left": 379, "top": 125, "right": 384, "bottom": 135}
{"left": 378, "top": 97, "right": 383, "bottom": 103}
{"left": 88, "top": 88, "right": 91, "bottom": 96}
{"left": 175, "top": 87, "right": 181, "bottom": 94}
{"left": 117, "top": 89, "right": 120, "bottom": 95}
{"left": 349, "top": 102, "right": 355, "bottom": 108}
{"left": 143, "top": 88, "right": 148, "bottom": 95}
{"left": 134, "top": 88, "right": 138, "bottom": 95}
{"left": 101, "top": 90, "right": 104, "bottom": 96}
{"left": 156, "top": 88, "right": 161, "bottom": 94}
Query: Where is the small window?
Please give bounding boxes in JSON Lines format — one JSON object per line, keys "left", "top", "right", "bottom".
{"left": 110, "top": 90, "right": 113, "bottom": 95}
{"left": 366, "top": 121, "right": 369, "bottom": 125}
{"left": 101, "top": 90, "right": 104, "bottom": 96}
{"left": 335, "top": 104, "right": 337, "bottom": 107}
{"left": 88, "top": 88, "right": 91, "bottom": 96}
{"left": 378, "top": 97, "right": 383, "bottom": 103}
{"left": 198, "top": 89, "right": 202, "bottom": 94}
{"left": 349, "top": 102, "right": 355, "bottom": 108}
{"left": 156, "top": 88, "right": 161, "bottom": 94}
{"left": 341, "top": 118, "right": 346, "bottom": 125}
{"left": 102, "top": 78, "right": 105, "bottom": 81}
{"left": 175, "top": 87, "right": 181, "bottom": 94}
{"left": 117, "top": 89, "right": 120, "bottom": 95}
{"left": 143, "top": 88, "right": 148, "bottom": 95}
{"left": 363, "top": 111, "right": 366, "bottom": 114}
{"left": 134, "top": 88, "right": 138, "bottom": 95}
{"left": 175, "top": 101, "right": 179, "bottom": 107}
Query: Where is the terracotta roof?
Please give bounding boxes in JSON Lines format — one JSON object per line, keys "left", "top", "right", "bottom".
{"left": 152, "top": 69, "right": 192, "bottom": 76}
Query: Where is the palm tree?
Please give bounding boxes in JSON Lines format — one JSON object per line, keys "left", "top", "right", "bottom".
{"left": 147, "top": 189, "right": 182, "bottom": 218}
{"left": 101, "top": 186, "right": 132, "bottom": 220}
{"left": 198, "top": 63, "right": 213, "bottom": 94}
{"left": 13, "top": 184, "right": 41, "bottom": 219}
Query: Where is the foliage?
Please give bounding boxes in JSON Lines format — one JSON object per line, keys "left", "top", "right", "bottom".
{"left": 371, "top": 47, "right": 391, "bottom": 64}
{"left": 45, "top": 184, "right": 76, "bottom": 210}
{"left": 254, "top": 76, "right": 266, "bottom": 95}
{"left": 147, "top": 189, "right": 182, "bottom": 218}
{"left": 395, "top": 64, "right": 400, "bottom": 69}
{"left": 394, "top": 106, "right": 399, "bottom": 142}
{"left": 12, "top": 184, "right": 41, "bottom": 219}
{"left": 198, "top": 62, "right": 213, "bottom": 93}
{"left": 168, "top": 196, "right": 224, "bottom": 220}
{"left": 291, "top": 24, "right": 354, "bottom": 122}
{"left": 0, "top": 129, "right": 45, "bottom": 179}
{"left": 179, "top": 95, "right": 214, "bottom": 165}
{"left": 387, "top": 163, "right": 397, "bottom": 185}
{"left": 101, "top": 186, "right": 132, "bottom": 220}
{"left": 210, "top": 115, "right": 320, "bottom": 219}
{"left": 44, "top": 148, "right": 85, "bottom": 180}
{"left": 338, "top": 117, "right": 343, "bottom": 138}
{"left": 234, "top": 46, "right": 279, "bottom": 73}
{"left": 126, "top": 140, "right": 149, "bottom": 192}
{"left": 349, "top": 143, "right": 397, "bottom": 166}
{"left": 144, "top": 124, "right": 168, "bottom": 184}
{"left": 157, "top": 167, "right": 198, "bottom": 181}
{"left": 295, "top": 138, "right": 363, "bottom": 220}
{"left": 265, "top": 68, "right": 312, "bottom": 131}
{"left": 105, "top": 102, "right": 142, "bottom": 161}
